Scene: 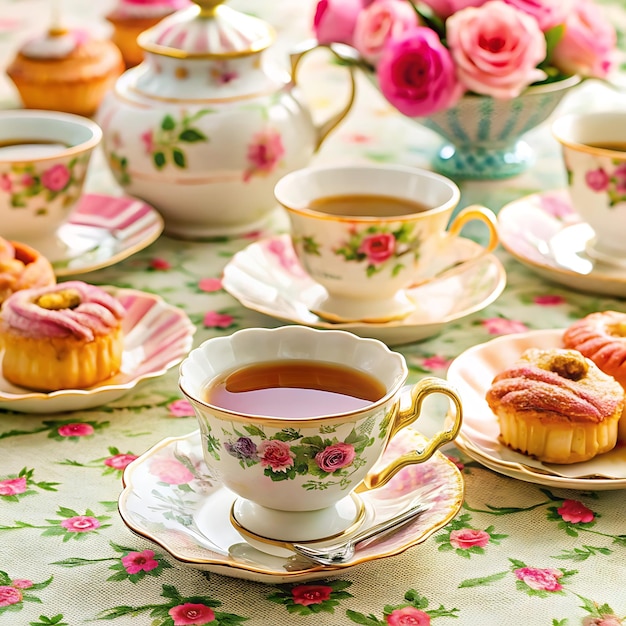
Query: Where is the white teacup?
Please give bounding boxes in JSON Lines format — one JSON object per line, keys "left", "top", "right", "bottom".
{"left": 274, "top": 164, "right": 498, "bottom": 323}
{"left": 552, "top": 112, "right": 626, "bottom": 266}
{"left": 0, "top": 109, "right": 101, "bottom": 260}
{"left": 179, "top": 325, "right": 462, "bottom": 548}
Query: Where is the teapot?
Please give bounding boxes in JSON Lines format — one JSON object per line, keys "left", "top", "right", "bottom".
{"left": 97, "top": 0, "right": 357, "bottom": 238}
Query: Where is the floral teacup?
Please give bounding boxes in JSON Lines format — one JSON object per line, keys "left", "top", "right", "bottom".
{"left": 274, "top": 164, "right": 498, "bottom": 323}
{"left": 179, "top": 325, "right": 463, "bottom": 547}
{"left": 552, "top": 112, "right": 626, "bottom": 267}
{"left": 0, "top": 110, "right": 101, "bottom": 260}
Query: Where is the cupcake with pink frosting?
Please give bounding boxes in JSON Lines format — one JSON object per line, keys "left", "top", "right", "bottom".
{"left": 0, "top": 281, "right": 125, "bottom": 391}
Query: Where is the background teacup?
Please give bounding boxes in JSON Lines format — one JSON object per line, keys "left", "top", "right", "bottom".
{"left": 552, "top": 112, "right": 626, "bottom": 266}
{"left": 274, "top": 164, "right": 498, "bottom": 323}
{"left": 179, "top": 325, "right": 463, "bottom": 548}
{"left": 0, "top": 109, "right": 102, "bottom": 261}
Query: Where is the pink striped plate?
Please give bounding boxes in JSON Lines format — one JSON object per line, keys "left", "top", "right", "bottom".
{"left": 0, "top": 288, "right": 195, "bottom": 413}
{"left": 53, "top": 194, "right": 164, "bottom": 276}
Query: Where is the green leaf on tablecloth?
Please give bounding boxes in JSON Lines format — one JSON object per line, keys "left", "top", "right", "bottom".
{"left": 29, "top": 615, "right": 69, "bottom": 626}
{"left": 346, "top": 611, "right": 384, "bottom": 625}
{"left": 458, "top": 571, "right": 508, "bottom": 588}
{"left": 551, "top": 545, "right": 612, "bottom": 561}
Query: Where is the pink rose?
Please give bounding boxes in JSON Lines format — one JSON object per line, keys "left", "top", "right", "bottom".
{"left": 557, "top": 499, "right": 594, "bottom": 523}
{"left": 61, "top": 515, "right": 101, "bottom": 533}
{"left": 167, "top": 399, "right": 195, "bottom": 417}
{"left": 121, "top": 549, "right": 159, "bottom": 574}
{"left": 481, "top": 317, "right": 529, "bottom": 335}
{"left": 202, "top": 311, "right": 234, "bottom": 328}
{"left": 0, "top": 173, "right": 11, "bottom": 192}
{"left": 503, "top": 0, "right": 567, "bottom": 31}
{"left": 149, "top": 257, "right": 171, "bottom": 270}
{"left": 41, "top": 163, "right": 71, "bottom": 191}
{"left": 169, "top": 602, "right": 216, "bottom": 625}
{"left": 353, "top": 0, "right": 419, "bottom": 66}
{"left": 358, "top": 232, "right": 396, "bottom": 263}
{"left": 447, "top": 1, "right": 547, "bottom": 99}
{"left": 585, "top": 168, "right": 610, "bottom": 191}
{"left": 387, "top": 606, "right": 431, "bottom": 625}
{"left": 104, "top": 453, "right": 138, "bottom": 470}
{"left": 514, "top": 566, "right": 563, "bottom": 591}
{"left": 376, "top": 26, "right": 464, "bottom": 117}
{"left": 58, "top": 423, "right": 95, "bottom": 437}
{"left": 291, "top": 584, "right": 333, "bottom": 606}
{"left": 449, "top": 528, "right": 490, "bottom": 549}
{"left": 422, "top": 355, "right": 451, "bottom": 369}
{"left": 313, "top": 0, "right": 364, "bottom": 46}
{"left": 0, "top": 477, "right": 27, "bottom": 496}
{"left": 552, "top": 0, "right": 616, "bottom": 79}
{"left": 258, "top": 439, "right": 295, "bottom": 472}
{"left": 198, "top": 277, "right": 222, "bottom": 292}
{"left": 315, "top": 442, "right": 356, "bottom": 472}
{"left": 420, "top": 0, "right": 487, "bottom": 19}
{"left": 150, "top": 458, "right": 194, "bottom": 484}
{"left": 10, "top": 579, "right": 33, "bottom": 589}
{"left": 141, "top": 129, "right": 154, "bottom": 154}
{"left": 534, "top": 295, "right": 565, "bottom": 306}
{"left": 0, "top": 586, "right": 22, "bottom": 607}
{"left": 243, "top": 128, "right": 285, "bottom": 182}
{"left": 583, "top": 616, "right": 623, "bottom": 626}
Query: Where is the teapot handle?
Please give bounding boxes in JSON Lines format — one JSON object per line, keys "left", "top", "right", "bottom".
{"left": 290, "top": 39, "right": 358, "bottom": 152}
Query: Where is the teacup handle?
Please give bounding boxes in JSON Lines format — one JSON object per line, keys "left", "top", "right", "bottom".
{"left": 290, "top": 39, "right": 358, "bottom": 151}
{"left": 356, "top": 377, "right": 463, "bottom": 491}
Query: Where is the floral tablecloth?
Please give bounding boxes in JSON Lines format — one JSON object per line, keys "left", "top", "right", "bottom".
{"left": 2, "top": 1, "right": 626, "bottom": 625}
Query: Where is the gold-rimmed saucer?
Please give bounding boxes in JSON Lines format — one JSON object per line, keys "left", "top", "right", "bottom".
{"left": 118, "top": 428, "right": 464, "bottom": 583}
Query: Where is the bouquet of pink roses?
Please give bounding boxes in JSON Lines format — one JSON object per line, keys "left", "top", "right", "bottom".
{"left": 312, "top": 0, "right": 617, "bottom": 118}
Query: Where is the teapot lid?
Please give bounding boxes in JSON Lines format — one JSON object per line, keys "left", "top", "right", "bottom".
{"left": 137, "top": 0, "right": 275, "bottom": 59}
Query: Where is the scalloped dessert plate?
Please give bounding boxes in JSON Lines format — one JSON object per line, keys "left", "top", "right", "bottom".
{"left": 0, "top": 288, "right": 195, "bottom": 414}
{"left": 118, "top": 428, "right": 464, "bottom": 583}
{"left": 497, "top": 190, "right": 626, "bottom": 298}
{"left": 50, "top": 193, "right": 164, "bottom": 276}
{"left": 222, "top": 234, "right": 506, "bottom": 347}
{"left": 447, "top": 329, "right": 626, "bottom": 490}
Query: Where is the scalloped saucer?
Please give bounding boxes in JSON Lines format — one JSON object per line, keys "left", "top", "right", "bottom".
{"left": 118, "top": 428, "right": 464, "bottom": 583}
{"left": 497, "top": 190, "right": 626, "bottom": 298}
{"left": 48, "top": 193, "right": 164, "bottom": 276}
{"left": 222, "top": 234, "right": 505, "bottom": 347}
{"left": 447, "top": 328, "right": 626, "bottom": 491}
{"left": 0, "top": 288, "right": 195, "bottom": 414}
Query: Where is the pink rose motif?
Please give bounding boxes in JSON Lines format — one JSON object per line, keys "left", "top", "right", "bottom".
{"left": 104, "top": 453, "right": 138, "bottom": 470}
{"left": 552, "top": 0, "right": 616, "bottom": 79}
{"left": 41, "top": 163, "right": 71, "bottom": 191}
{"left": 481, "top": 317, "right": 528, "bottom": 335}
{"left": 313, "top": 0, "right": 365, "bottom": 46}
{"left": 169, "top": 602, "right": 216, "bottom": 625}
{"left": 10, "top": 579, "right": 32, "bottom": 589}
{"left": 0, "top": 173, "right": 11, "bottom": 192}
{"left": 198, "top": 277, "right": 222, "bottom": 292}
{"left": 266, "top": 237, "right": 307, "bottom": 277}
{"left": 613, "top": 163, "right": 626, "bottom": 194}
{"left": 533, "top": 295, "right": 565, "bottom": 306}
{"left": 149, "top": 257, "right": 171, "bottom": 270}
{"left": 585, "top": 168, "right": 610, "bottom": 192}
{"left": 315, "top": 442, "right": 356, "bottom": 472}
{"left": 377, "top": 26, "right": 464, "bottom": 117}
{"left": 422, "top": 355, "right": 451, "bottom": 369}
{"left": 121, "top": 549, "right": 159, "bottom": 574}
{"left": 291, "top": 584, "right": 333, "bottom": 606}
{"left": 353, "top": 0, "right": 419, "bottom": 65}
{"left": 420, "top": 0, "right": 486, "bottom": 19}
{"left": 61, "top": 515, "right": 101, "bottom": 533}
{"left": 149, "top": 458, "right": 194, "bottom": 484}
{"left": 258, "top": 439, "right": 295, "bottom": 472}
{"left": 387, "top": 606, "right": 431, "bottom": 625}
{"left": 583, "top": 616, "right": 623, "bottom": 626}
{"left": 0, "top": 586, "right": 22, "bottom": 607}
{"left": 447, "top": 1, "right": 547, "bottom": 99}
{"left": 58, "top": 423, "right": 95, "bottom": 437}
{"left": 141, "top": 129, "right": 155, "bottom": 155}
{"left": 503, "top": 0, "right": 567, "bottom": 31}
{"left": 449, "top": 528, "right": 490, "bottom": 549}
{"left": 514, "top": 566, "right": 563, "bottom": 591}
{"left": 358, "top": 232, "right": 397, "bottom": 264}
{"left": 243, "top": 128, "right": 285, "bottom": 182}
{"left": 0, "top": 477, "right": 27, "bottom": 496}
{"left": 557, "top": 499, "right": 595, "bottom": 524}
{"left": 202, "top": 311, "right": 234, "bottom": 328}
{"left": 168, "top": 399, "right": 195, "bottom": 417}
{"left": 539, "top": 192, "right": 575, "bottom": 219}
{"left": 446, "top": 454, "right": 465, "bottom": 470}
{"left": 21, "top": 173, "right": 34, "bottom": 187}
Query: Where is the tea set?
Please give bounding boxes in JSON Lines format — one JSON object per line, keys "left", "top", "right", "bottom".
{"left": 3, "top": 0, "right": 626, "bottom": 583}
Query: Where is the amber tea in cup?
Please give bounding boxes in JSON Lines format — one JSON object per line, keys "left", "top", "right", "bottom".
{"left": 306, "top": 193, "right": 430, "bottom": 217}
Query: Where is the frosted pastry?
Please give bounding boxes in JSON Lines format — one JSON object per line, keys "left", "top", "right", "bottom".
{"left": 486, "top": 348, "right": 623, "bottom": 464}
{"left": 0, "top": 238, "right": 56, "bottom": 304}
{"left": 0, "top": 281, "right": 125, "bottom": 391}
{"left": 564, "top": 311, "right": 626, "bottom": 442}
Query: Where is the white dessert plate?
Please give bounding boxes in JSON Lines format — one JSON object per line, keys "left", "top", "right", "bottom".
{"left": 447, "top": 328, "right": 626, "bottom": 490}
{"left": 118, "top": 428, "right": 464, "bottom": 583}
{"left": 222, "top": 234, "right": 506, "bottom": 347}
{"left": 497, "top": 190, "right": 626, "bottom": 298}
{"left": 0, "top": 288, "right": 195, "bottom": 413}
{"left": 50, "top": 193, "right": 164, "bottom": 276}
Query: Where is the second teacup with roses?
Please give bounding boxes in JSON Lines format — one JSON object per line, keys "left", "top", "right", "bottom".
{"left": 274, "top": 163, "right": 498, "bottom": 323}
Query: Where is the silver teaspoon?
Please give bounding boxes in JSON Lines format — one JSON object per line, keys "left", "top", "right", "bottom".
{"left": 292, "top": 501, "right": 428, "bottom": 566}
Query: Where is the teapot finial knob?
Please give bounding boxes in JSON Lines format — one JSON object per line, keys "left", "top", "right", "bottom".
{"left": 190, "top": 0, "right": 226, "bottom": 16}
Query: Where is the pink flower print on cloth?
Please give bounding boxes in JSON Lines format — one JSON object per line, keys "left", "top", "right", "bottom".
{"left": 0, "top": 477, "right": 26, "bottom": 496}
{"left": 514, "top": 566, "right": 563, "bottom": 592}
{"left": 557, "top": 499, "right": 595, "bottom": 524}
{"left": 122, "top": 549, "right": 159, "bottom": 574}
{"left": 104, "top": 453, "right": 138, "bottom": 471}
{"left": 169, "top": 602, "right": 216, "bottom": 625}
{"left": 387, "top": 606, "right": 431, "bottom": 625}
{"left": 243, "top": 128, "right": 285, "bottom": 182}
{"left": 291, "top": 584, "right": 333, "bottom": 607}
{"left": 61, "top": 515, "right": 101, "bottom": 533}
{"left": 449, "top": 528, "right": 490, "bottom": 550}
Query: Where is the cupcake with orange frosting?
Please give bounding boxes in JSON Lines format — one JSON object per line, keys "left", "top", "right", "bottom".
{"left": 0, "top": 281, "right": 125, "bottom": 391}
{"left": 486, "top": 348, "right": 623, "bottom": 464}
